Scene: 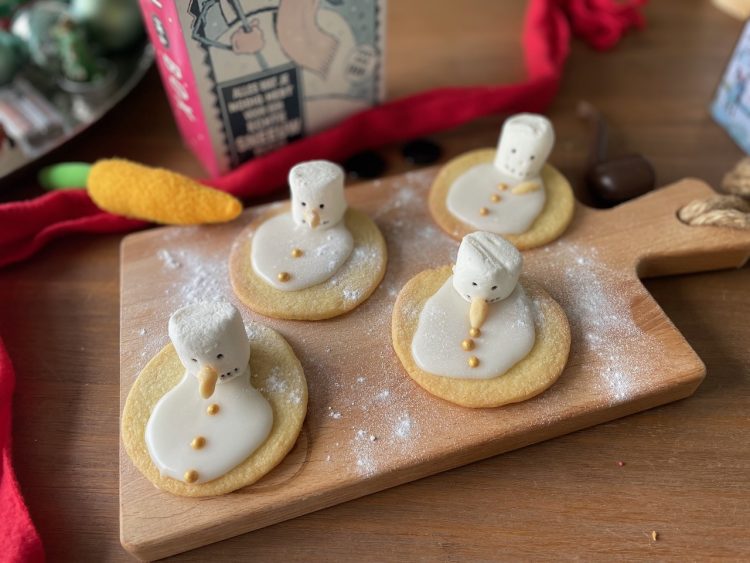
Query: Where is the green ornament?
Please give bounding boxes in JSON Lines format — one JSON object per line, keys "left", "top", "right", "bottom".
{"left": 10, "top": 1, "right": 69, "bottom": 69}
{"left": 70, "top": 0, "right": 144, "bottom": 53}
{"left": 0, "top": 0, "right": 24, "bottom": 19}
{"left": 53, "top": 16, "right": 104, "bottom": 83}
{"left": 0, "top": 30, "right": 28, "bottom": 85}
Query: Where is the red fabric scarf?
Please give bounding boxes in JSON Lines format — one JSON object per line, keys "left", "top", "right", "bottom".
{"left": 0, "top": 1, "right": 644, "bottom": 560}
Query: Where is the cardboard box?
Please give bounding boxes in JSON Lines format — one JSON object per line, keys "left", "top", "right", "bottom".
{"left": 712, "top": 19, "right": 750, "bottom": 155}
{"left": 141, "top": 0, "right": 386, "bottom": 176}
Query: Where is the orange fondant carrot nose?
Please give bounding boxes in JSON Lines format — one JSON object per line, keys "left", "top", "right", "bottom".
{"left": 197, "top": 365, "right": 219, "bottom": 399}
{"left": 470, "top": 296, "right": 489, "bottom": 331}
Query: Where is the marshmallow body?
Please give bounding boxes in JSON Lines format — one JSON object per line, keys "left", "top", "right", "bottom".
{"left": 168, "top": 302, "right": 250, "bottom": 384}
{"left": 289, "top": 160, "right": 347, "bottom": 229}
{"left": 452, "top": 232, "right": 522, "bottom": 303}
{"left": 493, "top": 114, "right": 555, "bottom": 181}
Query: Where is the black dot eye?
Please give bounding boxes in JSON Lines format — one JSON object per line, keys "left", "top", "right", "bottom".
{"left": 492, "top": 285, "right": 498, "bottom": 290}
{"left": 301, "top": 202, "right": 306, "bottom": 206}
{"left": 217, "top": 353, "right": 223, "bottom": 359}
{"left": 319, "top": 203, "right": 325, "bottom": 209}
{"left": 191, "top": 358, "right": 197, "bottom": 363}
{"left": 234, "top": 368, "right": 239, "bottom": 372}
{"left": 530, "top": 155, "right": 535, "bottom": 160}
{"left": 511, "top": 148, "right": 516, "bottom": 154}
{"left": 472, "top": 282, "right": 478, "bottom": 287}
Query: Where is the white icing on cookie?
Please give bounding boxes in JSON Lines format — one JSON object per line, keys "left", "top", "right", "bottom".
{"left": 411, "top": 277, "right": 535, "bottom": 379}
{"left": 446, "top": 113, "right": 555, "bottom": 234}
{"left": 251, "top": 160, "right": 354, "bottom": 291}
{"left": 145, "top": 369, "right": 272, "bottom": 483}
{"left": 446, "top": 164, "right": 546, "bottom": 234}
{"left": 251, "top": 213, "right": 353, "bottom": 291}
{"left": 145, "top": 303, "right": 273, "bottom": 484}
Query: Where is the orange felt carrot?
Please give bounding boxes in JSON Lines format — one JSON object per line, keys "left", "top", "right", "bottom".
{"left": 86, "top": 159, "right": 242, "bottom": 225}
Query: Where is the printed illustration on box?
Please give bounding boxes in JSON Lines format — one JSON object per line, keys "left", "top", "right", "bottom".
{"left": 186, "top": 0, "right": 383, "bottom": 167}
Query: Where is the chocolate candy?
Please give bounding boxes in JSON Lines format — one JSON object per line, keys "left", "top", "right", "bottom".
{"left": 578, "top": 101, "right": 656, "bottom": 206}
{"left": 343, "top": 150, "right": 386, "bottom": 179}
{"left": 586, "top": 155, "right": 656, "bottom": 206}
{"left": 402, "top": 138, "right": 442, "bottom": 165}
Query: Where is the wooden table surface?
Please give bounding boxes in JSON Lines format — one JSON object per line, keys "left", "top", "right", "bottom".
{"left": 1, "top": 1, "right": 748, "bottom": 560}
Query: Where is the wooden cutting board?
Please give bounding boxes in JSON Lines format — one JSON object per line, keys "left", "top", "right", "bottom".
{"left": 119, "top": 169, "right": 750, "bottom": 560}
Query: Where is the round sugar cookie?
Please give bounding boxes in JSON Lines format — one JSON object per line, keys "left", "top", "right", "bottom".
{"left": 229, "top": 206, "right": 387, "bottom": 320}
{"left": 428, "top": 148, "right": 575, "bottom": 249}
{"left": 122, "top": 323, "right": 307, "bottom": 497}
{"left": 391, "top": 265, "right": 570, "bottom": 408}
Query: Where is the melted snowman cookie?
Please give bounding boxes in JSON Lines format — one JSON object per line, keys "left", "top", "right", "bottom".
{"left": 392, "top": 232, "right": 570, "bottom": 408}
{"left": 230, "top": 160, "right": 387, "bottom": 320}
{"left": 429, "top": 113, "right": 575, "bottom": 249}
{"left": 122, "top": 302, "right": 308, "bottom": 497}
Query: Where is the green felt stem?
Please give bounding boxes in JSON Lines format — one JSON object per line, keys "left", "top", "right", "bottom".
{"left": 38, "top": 162, "right": 92, "bottom": 190}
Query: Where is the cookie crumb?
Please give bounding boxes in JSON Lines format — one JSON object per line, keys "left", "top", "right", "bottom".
{"left": 617, "top": 460, "right": 625, "bottom": 467}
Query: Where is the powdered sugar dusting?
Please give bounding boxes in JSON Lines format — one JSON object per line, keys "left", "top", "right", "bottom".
{"left": 157, "top": 249, "right": 181, "bottom": 269}
{"left": 527, "top": 240, "right": 665, "bottom": 404}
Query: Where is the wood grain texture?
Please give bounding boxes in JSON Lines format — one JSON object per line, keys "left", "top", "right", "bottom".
{"left": 119, "top": 174, "right": 749, "bottom": 560}
{"left": 1, "top": 0, "right": 749, "bottom": 561}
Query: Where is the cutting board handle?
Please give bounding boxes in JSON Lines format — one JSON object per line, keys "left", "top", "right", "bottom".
{"left": 592, "top": 178, "right": 750, "bottom": 278}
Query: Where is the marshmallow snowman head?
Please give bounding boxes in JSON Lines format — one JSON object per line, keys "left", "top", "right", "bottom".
{"left": 289, "top": 160, "right": 347, "bottom": 230}
{"left": 168, "top": 302, "right": 250, "bottom": 398}
{"left": 452, "top": 232, "right": 522, "bottom": 304}
{"left": 493, "top": 113, "right": 555, "bottom": 181}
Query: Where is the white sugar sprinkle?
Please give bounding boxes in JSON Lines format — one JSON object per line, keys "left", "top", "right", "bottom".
{"left": 157, "top": 249, "right": 181, "bottom": 269}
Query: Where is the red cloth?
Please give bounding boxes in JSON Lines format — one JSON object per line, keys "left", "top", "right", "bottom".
{"left": 0, "top": 1, "right": 645, "bottom": 560}
{"left": 0, "top": 339, "right": 44, "bottom": 563}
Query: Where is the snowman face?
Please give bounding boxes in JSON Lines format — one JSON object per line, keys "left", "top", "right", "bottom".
{"left": 452, "top": 231, "right": 522, "bottom": 304}
{"left": 168, "top": 302, "right": 250, "bottom": 385}
{"left": 453, "top": 267, "right": 517, "bottom": 304}
{"left": 493, "top": 114, "right": 555, "bottom": 181}
{"left": 289, "top": 160, "right": 347, "bottom": 230}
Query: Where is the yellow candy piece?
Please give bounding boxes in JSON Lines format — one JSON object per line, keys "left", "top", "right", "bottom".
{"left": 87, "top": 159, "right": 242, "bottom": 225}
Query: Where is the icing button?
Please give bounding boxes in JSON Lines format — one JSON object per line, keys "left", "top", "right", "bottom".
{"left": 461, "top": 339, "right": 475, "bottom": 351}
{"left": 497, "top": 182, "right": 508, "bottom": 191}
{"left": 479, "top": 207, "right": 489, "bottom": 216}
{"left": 490, "top": 193, "right": 501, "bottom": 203}
{"left": 343, "top": 150, "right": 386, "bottom": 179}
{"left": 191, "top": 436, "right": 206, "bottom": 450}
{"left": 291, "top": 248, "right": 303, "bottom": 258}
{"left": 277, "top": 272, "right": 291, "bottom": 282}
{"left": 469, "top": 327, "right": 481, "bottom": 338}
{"left": 184, "top": 469, "right": 199, "bottom": 483}
{"left": 468, "top": 356, "right": 480, "bottom": 368}
{"left": 401, "top": 138, "right": 442, "bottom": 165}
{"left": 206, "top": 403, "right": 220, "bottom": 415}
